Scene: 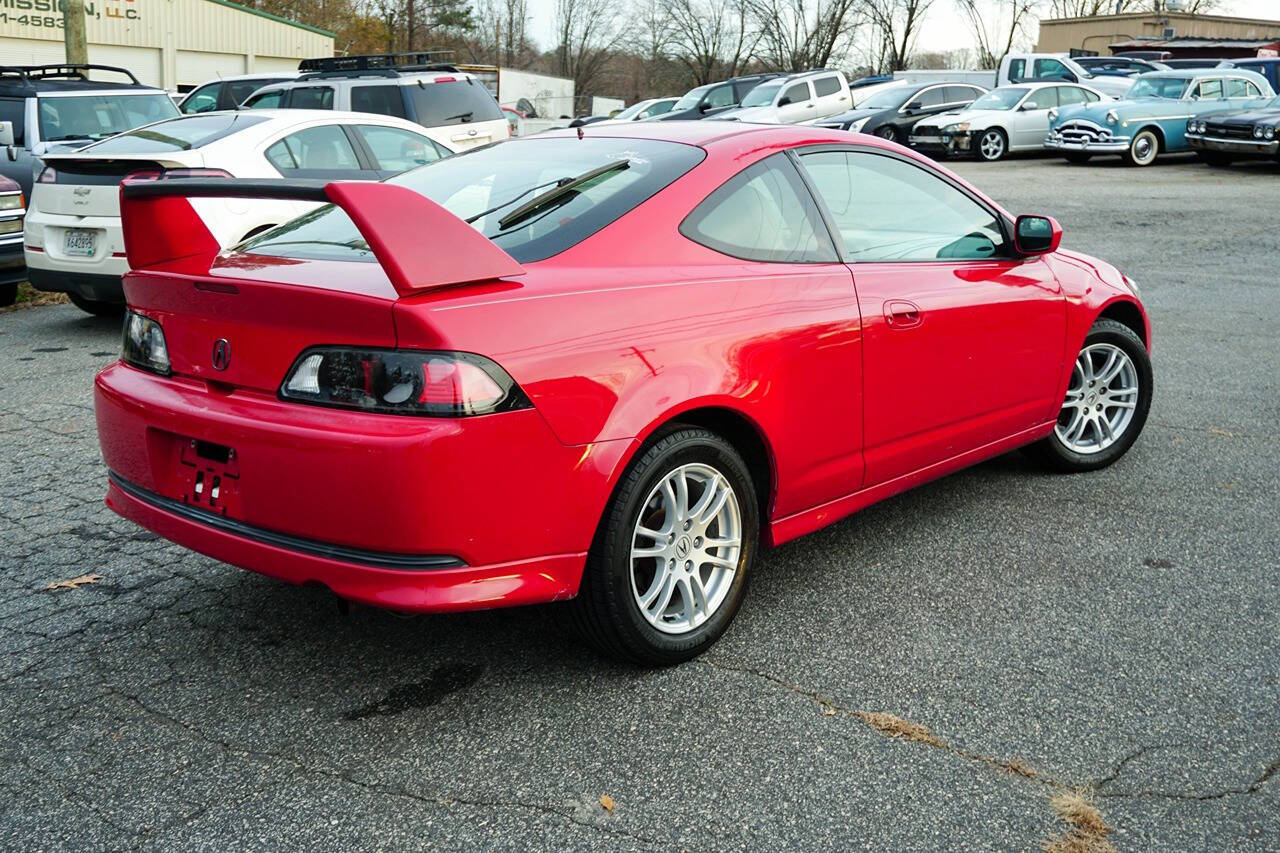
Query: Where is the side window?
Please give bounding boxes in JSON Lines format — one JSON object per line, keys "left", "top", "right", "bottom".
{"left": 350, "top": 85, "right": 407, "bottom": 118}
{"left": 813, "top": 75, "right": 841, "bottom": 98}
{"left": 1194, "top": 78, "right": 1223, "bottom": 99}
{"left": 0, "top": 97, "right": 26, "bottom": 146}
{"left": 1224, "top": 78, "right": 1259, "bottom": 98}
{"left": 181, "top": 83, "right": 220, "bottom": 114}
{"left": 916, "top": 87, "right": 946, "bottom": 107}
{"left": 1082, "top": 89, "right": 1101, "bottom": 103}
{"left": 1056, "top": 86, "right": 1087, "bottom": 106}
{"left": 1033, "top": 58, "right": 1069, "bottom": 80}
{"left": 781, "top": 82, "right": 810, "bottom": 105}
{"left": 681, "top": 153, "right": 837, "bottom": 263}
{"left": 356, "top": 125, "right": 445, "bottom": 173}
{"left": 226, "top": 79, "right": 268, "bottom": 107}
{"left": 263, "top": 125, "right": 361, "bottom": 175}
{"left": 943, "top": 86, "right": 977, "bottom": 104}
{"left": 1023, "top": 87, "right": 1057, "bottom": 110}
{"left": 798, "top": 149, "right": 1006, "bottom": 262}
{"left": 704, "top": 84, "right": 736, "bottom": 109}
{"left": 244, "top": 90, "right": 283, "bottom": 109}
{"left": 286, "top": 87, "right": 334, "bottom": 110}
{"left": 1007, "top": 59, "right": 1026, "bottom": 81}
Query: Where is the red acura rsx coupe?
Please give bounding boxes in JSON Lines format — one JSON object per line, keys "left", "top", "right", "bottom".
{"left": 95, "top": 122, "right": 1152, "bottom": 665}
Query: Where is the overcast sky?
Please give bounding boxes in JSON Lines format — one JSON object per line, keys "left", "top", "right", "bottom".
{"left": 525, "top": 0, "right": 1278, "bottom": 63}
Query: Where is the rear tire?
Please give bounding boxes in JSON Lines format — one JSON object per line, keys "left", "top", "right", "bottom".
{"left": 976, "top": 128, "right": 1007, "bottom": 161}
{"left": 1122, "top": 129, "right": 1160, "bottom": 167}
{"left": 563, "top": 427, "right": 758, "bottom": 666}
{"left": 0, "top": 282, "right": 15, "bottom": 307}
{"left": 1027, "top": 318, "right": 1152, "bottom": 473}
{"left": 68, "top": 294, "right": 124, "bottom": 317}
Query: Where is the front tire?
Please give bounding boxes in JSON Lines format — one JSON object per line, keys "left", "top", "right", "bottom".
{"left": 874, "top": 125, "right": 899, "bottom": 143}
{"left": 0, "top": 282, "right": 15, "bottom": 307}
{"left": 564, "top": 427, "right": 759, "bottom": 666}
{"left": 1123, "top": 129, "right": 1160, "bottom": 167}
{"left": 68, "top": 294, "right": 124, "bottom": 317}
{"left": 976, "top": 128, "right": 1007, "bottom": 161}
{"left": 1028, "top": 318, "right": 1152, "bottom": 472}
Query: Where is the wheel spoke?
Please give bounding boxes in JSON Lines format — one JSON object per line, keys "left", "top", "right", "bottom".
{"left": 697, "top": 480, "right": 731, "bottom": 525}
{"left": 631, "top": 543, "right": 665, "bottom": 559}
{"left": 678, "top": 576, "right": 702, "bottom": 624}
{"left": 1094, "top": 350, "right": 1120, "bottom": 386}
{"left": 1065, "top": 413, "right": 1088, "bottom": 444}
{"left": 635, "top": 524, "right": 667, "bottom": 541}
{"left": 1097, "top": 416, "right": 1115, "bottom": 442}
{"left": 702, "top": 536, "right": 740, "bottom": 550}
{"left": 643, "top": 568, "right": 676, "bottom": 617}
{"left": 661, "top": 477, "right": 681, "bottom": 523}
{"left": 688, "top": 475, "right": 722, "bottom": 522}
{"left": 1078, "top": 352, "right": 1095, "bottom": 383}
{"left": 1110, "top": 387, "right": 1138, "bottom": 399}
{"left": 701, "top": 554, "right": 738, "bottom": 571}
{"left": 1110, "top": 400, "right": 1137, "bottom": 410}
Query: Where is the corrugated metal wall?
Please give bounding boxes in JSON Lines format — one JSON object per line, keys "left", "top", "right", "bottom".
{"left": 0, "top": 0, "right": 332, "bottom": 88}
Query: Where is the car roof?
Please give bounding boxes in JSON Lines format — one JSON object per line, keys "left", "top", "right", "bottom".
{"left": 196, "top": 72, "right": 301, "bottom": 83}
{"left": 272, "top": 70, "right": 480, "bottom": 87}
{"left": 0, "top": 78, "right": 162, "bottom": 97}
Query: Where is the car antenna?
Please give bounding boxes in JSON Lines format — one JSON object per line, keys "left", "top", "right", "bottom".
{"left": 577, "top": 125, "right": 584, "bottom": 140}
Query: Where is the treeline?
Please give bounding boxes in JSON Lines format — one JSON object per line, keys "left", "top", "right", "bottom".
{"left": 242, "top": 0, "right": 1221, "bottom": 105}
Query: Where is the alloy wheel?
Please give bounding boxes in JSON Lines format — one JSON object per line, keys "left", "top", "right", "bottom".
{"left": 979, "top": 130, "right": 1005, "bottom": 161}
{"left": 629, "top": 463, "right": 742, "bottom": 635}
{"left": 1054, "top": 343, "right": 1140, "bottom": 455}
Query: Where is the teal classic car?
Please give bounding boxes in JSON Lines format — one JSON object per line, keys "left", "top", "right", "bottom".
{"left": 1044, "top": 69, "right": 1275, "bottom": 166}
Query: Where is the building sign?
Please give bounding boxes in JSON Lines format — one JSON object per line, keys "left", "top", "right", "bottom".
{"left": 0, "top": 0, "right": 139, "bottom": 28}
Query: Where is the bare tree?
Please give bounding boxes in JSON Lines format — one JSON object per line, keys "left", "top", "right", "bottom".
{"left": 663, "top": 0, "right": 757, "bottom": 84}
{"left": 953, "top": 0, "right": 1035, "bottom": 68}
{"left": 747, "top": 0, "right": 863, "bottom": 72}
{"left": 862, "top": 0, "right": 935, "bottom": 72}
{"left": 554, "top": 0, "right": 627, "bottom": 100}
{"left": 1046, "top": 0, "right": 1220, "bottom": 14}
{"left": 471, "top": 0, "right": 532, "bottom": 65}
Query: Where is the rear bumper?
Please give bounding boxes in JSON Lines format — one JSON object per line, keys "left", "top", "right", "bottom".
{"left": 1187, "top": 133, "right": 1279, "bottom": 155}
{"left": 23, "top": 208, "right": 129, "bottom": 300}
{"left": 26, "top": 265, "right": 124, "bottom": 301}
{"left": 95, "top": 362, "right": 634, "bottom": 611}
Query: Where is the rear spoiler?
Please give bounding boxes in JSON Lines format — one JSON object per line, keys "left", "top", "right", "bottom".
{"left": 119, "top": 179, "right": 525, "bottom": 297}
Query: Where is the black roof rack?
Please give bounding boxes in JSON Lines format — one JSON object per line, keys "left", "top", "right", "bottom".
{"left": 0, "top": 64, "right": 142, "bottom": 86}
{"left": 297, "top": 52, "right": 459, "bottom": 79}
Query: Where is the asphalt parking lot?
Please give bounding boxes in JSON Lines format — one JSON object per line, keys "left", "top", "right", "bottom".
{"left": 2, "top": 153, "right": 1278, "bottom": 850}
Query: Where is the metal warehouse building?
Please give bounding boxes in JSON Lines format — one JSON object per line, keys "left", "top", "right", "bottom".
{"left": 1036, "top": 11, "right": 1280, "bottom": 56}
{"left": 0, "top": 0, "right": 333, "bottom": 91}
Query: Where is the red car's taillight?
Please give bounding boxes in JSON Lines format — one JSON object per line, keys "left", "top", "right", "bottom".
{"left": 280, "top": 349, "right": 530, "bottom": 417}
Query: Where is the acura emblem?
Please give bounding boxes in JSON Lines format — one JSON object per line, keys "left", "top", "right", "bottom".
{"left": 211, "top": 338, "right": 231, "bottom": 371}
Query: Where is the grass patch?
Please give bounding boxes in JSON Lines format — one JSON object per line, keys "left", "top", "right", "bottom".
{"left": 855, "top": 711, "right": 946, "bottom": 748}
{"left": 1, "top": 282, "right": 68, "bottom": 314}
{"left": 1043, "top": 789, "right": 1114, "bottom": 853}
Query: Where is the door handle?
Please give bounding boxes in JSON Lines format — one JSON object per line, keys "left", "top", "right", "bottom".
{"left": 884, "top": 300, "right": 922, "bottom": 329}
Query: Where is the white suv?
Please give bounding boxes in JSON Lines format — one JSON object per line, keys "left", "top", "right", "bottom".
{"left": 710, "top": 70, "right": 851, "bottom": 124}
{"left": 242, "top": 55, "right": 508, "bottom": 151}
{"left": 998, "top": 54, "right": 1135, "bottom": 99}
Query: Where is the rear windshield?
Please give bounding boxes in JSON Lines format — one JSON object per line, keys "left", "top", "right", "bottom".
{"left": 84, "top": 113, "right": 267, "bottom": 153}
{"left": 406, "top": 80, "right": 503, "bottom": 127}
{"left": 37, "top": 93, "right": 179, "bottom": 143}
{"left": 241, "top": 137, "right": 705, "bottom": 264}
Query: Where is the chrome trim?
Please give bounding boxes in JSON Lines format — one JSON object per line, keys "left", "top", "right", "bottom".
{"left": 1187, "top": 134, "right": 1279, "bottom": 154}
{"left": 1045, "top": 137, "right": 1131, "bottom": 153}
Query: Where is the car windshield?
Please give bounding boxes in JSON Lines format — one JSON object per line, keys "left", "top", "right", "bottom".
{"left": 241, "top": 137, "right": 705, "bottom": 264}
{"left": 1128, "top": 77, "right": 1191, "bottom": 99}
{"left": 38, "top": 93, "right": 179, "bottom": 142}
{"left": 859, "top": 86, "right": 913, "bottom": 110}
{"left": 740, "top": 81, "right": 784, "bottom": 108}
{"left": 968, "top": 88, "right": 1028, "bottom": 111}
{"left": 673, "top": 86, "right": 711, "bottom": 110}
{"left": 83, "top": 113, "right": 267, "bottom": 153}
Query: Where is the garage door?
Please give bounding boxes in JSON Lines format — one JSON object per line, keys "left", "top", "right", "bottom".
{"left": 253, "top": 56, "right": 303, "bottom": 75}
{"left": 0, "top": 39, "right": 161, "bottom": 87}
{"left": 176, "top": 50, "right": 246, "bottom": 88}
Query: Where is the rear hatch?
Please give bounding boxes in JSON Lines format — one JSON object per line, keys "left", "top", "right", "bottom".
{"left": 36, "top": 154, "right": 201, "bottom": 218}
{"left": 126, "top": 256, "right": 400, "bottom": 394}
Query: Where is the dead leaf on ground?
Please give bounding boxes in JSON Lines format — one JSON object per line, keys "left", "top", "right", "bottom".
{"left": 45, "top": 573, "right": 103, "bottom": 591}
{"left": 1208, "top": 427, "right": 1237, "bottom": 437}
{"left": 599, "top": 794, "right": 614, "bottom": 812}
{"left": 822, "top": 704, "right": 838, "bottom": 717}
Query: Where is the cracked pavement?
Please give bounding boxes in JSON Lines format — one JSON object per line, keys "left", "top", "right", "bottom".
{"left": 1, "top": 157, "right": 1278, "bottom": 849}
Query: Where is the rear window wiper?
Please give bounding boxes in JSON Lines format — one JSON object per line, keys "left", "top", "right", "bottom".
{"left": 497, "top": 159, "right": 630, "bottom": 231}
{"left": 446, "top": 111, "right": 473, "bottom": 123}
{"left": 464, "top": 176, "right": 566, "bottom": 224}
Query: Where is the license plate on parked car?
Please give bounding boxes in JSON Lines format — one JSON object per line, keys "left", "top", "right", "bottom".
{"left": 63, "top": 229, "right": 97, "bottom": 257}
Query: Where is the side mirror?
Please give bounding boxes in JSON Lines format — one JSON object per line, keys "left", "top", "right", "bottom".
{"left": 904, "top": 100, "right": 923, "bottom": 112}
{"left": 698, "top": 101, "right": 710, "bottom": 112}
{"left": 1014, "top": 214, "right": 1062, "bottom": 255}
{"left": 777, "top": 96, "right": 792, "bottom": 107}
{"left": 1021, "top": 101, "right": 1040, "bottom": 110}
{"left": 0, "top": 122, "right": 13, "bottom": 147}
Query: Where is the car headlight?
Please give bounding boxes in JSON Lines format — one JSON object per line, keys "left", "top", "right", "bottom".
{"left": 0, "top": 218, "right": 21, "bottom": 235}
{"left": 1187, "top": 119, "right": 1196, "bottom": 133}
{"left": 1105, "top": 109, "right": 1119, "bottom": 125}
{"left": 0, "top": 193, "right": 22, "bottom": 210}
{"left": 944, "top": 122, "right": 970, "bottom": 134}
{"left": 847, "top": 117, "right": 869, "bottom": 132}
{"left": 122, "top": 311, "right": 170, "bottom": 376}
{"left": 281, "top": 348, "right": 530, "bottom": 417}
{"left": 1254, "top": 126, "right": 1264, "bottom": 139}
{"left": 1047, "top": 108, "right": 1058, "bottom": 122}
{"left": 1266, "top": 127, "right": 1276, "bottom": 140}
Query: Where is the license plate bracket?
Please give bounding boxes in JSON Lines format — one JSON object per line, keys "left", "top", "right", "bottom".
{"left": 178, "top": 438, "right": 241, "bottom": 516}
{"left": 63, "top": 228, "right": 97, "bottom": 257}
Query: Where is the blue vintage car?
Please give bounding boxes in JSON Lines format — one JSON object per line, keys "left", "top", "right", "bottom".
{"left": 1044, "top": 68, "right": 1275, "bottom": 166}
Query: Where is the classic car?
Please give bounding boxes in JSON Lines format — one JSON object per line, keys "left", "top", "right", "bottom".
{"left": 1044, "top": 69, "right": 1275, "bottom": 166}
{"left": 1185, "top": 96, "right": 1280, "bottom": 164}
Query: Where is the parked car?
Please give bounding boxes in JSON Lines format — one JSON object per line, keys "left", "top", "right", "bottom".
{"left": 241, "top": 54, "right": 507, "bottom": 151}
{"left": 95, "top": 122, "right": 1152, "bottom": 665}
{"left": 849, "top": 77, "right": 911, "bottom": 107}
{"left": 0, "top": 64, "right": 179, "bottom": 198}
{"left": 1159, "top": 58, "right": 1228, "bottom": 69}
{"left": 1044, "top": 69, "right": 1274, "bottom": 166}
{"left": 178, "top": 73, "right": 300, "bottom": 113}
{"left": 25, "top": 110, "right": 453, "bottom": 315}
{"left": 1218, "top": 58, "right": 1280, "bottom": 94}
{"left": 1074, "top": 56, "right": 1167, "bottom": 77}
{"left": 817, "top": 82, "right": 987, "bottom": 142}
{"left": 711, "top": 69, "right": 851, "bottom": 124}
{"left": 0, "top": 174, "right": 23, "bottom": 307}
{"left": 998, "top": 53, "right": 1135, "bottom": 98}
{"left": 910, "top": 82, "right": 1108, "bottom": 161}
{"left": 1185, "top": 96, "right": 1280, "bottom": 164}
{"left": 584, "top": 98, "right": 679, "bottom": 126}
{"left": 649, "top": 73, "right": 787, "bottom": 121}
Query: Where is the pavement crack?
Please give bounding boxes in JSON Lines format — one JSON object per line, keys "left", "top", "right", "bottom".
{"left": 1097, "top": 755, "right": 1280, "bottom": 802}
